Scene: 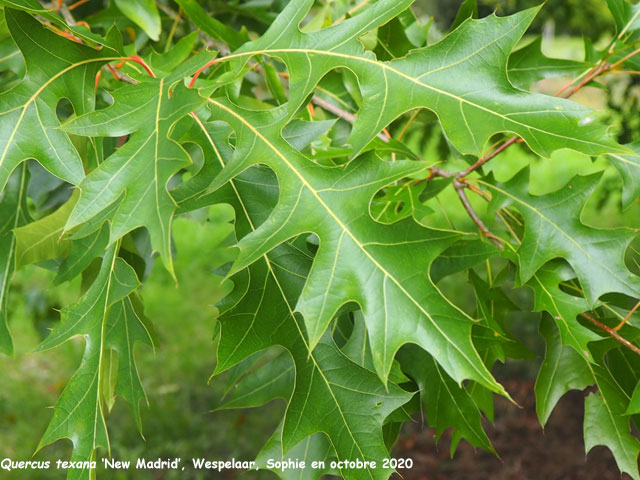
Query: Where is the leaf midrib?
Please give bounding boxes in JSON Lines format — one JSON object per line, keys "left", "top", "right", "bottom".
{"left": 209, "top": 49, "right": 624, "bottom": 154}
{"left": 194, "top": 116, "right": 376, "bottom": 479}
{"left": 208, "top": 97, "right": 499, "bottom": 392}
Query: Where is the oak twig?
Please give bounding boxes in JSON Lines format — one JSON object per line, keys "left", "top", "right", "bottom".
{"left": 609, "top": 47, "right": 640, "bottom": 73}
{"left": 560, "top": 61, "right": 610, "bottom": 99}
{"left": 311, "top": 95, "right": 389, "bottom": 143}
{"left": 416, "top": 47, "right": 635, "bottom": 245}
{"left": 459, "top": 137, "right": 520, "bottom": 177}
{"left": 581, "top": 312, "right": 640, "bottom": 356}
{"left": 105, "top": 66, "right": 137, "bottom": 84}
{"left": 453, "top": 179, "right": 503, "bottom": 248}
{"left": 68, "top": 0, "right": 90, "bottom": 11}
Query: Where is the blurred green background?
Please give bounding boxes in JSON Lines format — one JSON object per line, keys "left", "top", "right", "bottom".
{"left": 1, "top": 0, "right": 638, "bottom": 479}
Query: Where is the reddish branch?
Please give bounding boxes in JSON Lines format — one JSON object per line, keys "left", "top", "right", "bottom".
{"left": 453, "top": 179, "right": 503, "bottom": 248}
{"left": 581, "top": 313, "right": 640, "bottom": 356}
{"left": 68, "top": 0, "right": 90, "bottom": 11}
{"left": 558, "top": 62, "right": 610, "bottom": 99}
{"left": 458, "top": 137, "right": 520, "bottom": 177}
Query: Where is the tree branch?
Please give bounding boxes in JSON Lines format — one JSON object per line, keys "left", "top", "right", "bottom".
{"left": 458, "top": 137, "right": 520, "bottom": 177}
{"left": 581, "top": 312, "right": 640, "bottom": 356}
{"left": 453, "top": 179, "right": 503, "bottom": 248}
{"left": 310, "top": 95, "right": 389, "bottom": 143}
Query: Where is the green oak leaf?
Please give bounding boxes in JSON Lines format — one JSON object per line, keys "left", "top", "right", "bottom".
{"left": 36, "top": 245, "right": 141, "bottom": 479}
{"left": 12, "top": 190, "right": 76, "bottom": 268}
{"left": 584, "top": 377, "right": 640, "bottom": 480}
{"left": 0, "top": 8, "right": 121, "bottom": 192}
{"left": 607, "top": 348, "right": 640, "bottom": 402}
{"left": 373, "top": 11, "right": 421, "bottom": 61}
{"left": 535, "top": 316, "right": 593, "bottom": 426}
{"left": 205, "top": 100, "right": 507, "bottom": 396}
{"left": 469, "top": 270, "right": 529, "bottom": 362}
{"left": 0, "top": 31, "right": 24, "bottom": 91}
{"left": 114, "top": 0, "right": 161, "bottom": 41}
{"left": 104, "top": 293, "right": 153, "bottom": 433}
{"left": 185, "top": 117, "right": 412, "bottom": 479}
{"left": 62, "top": 56, "right": 214, "bottom": 274}
{"left": 483, "top": 169, "right": 640, "bottom": 305}
{"left": 215, "top": 246, "right": 411, "bottom": 480}
{"left": 0, "top": 0, "right": 117, "bottom": 47}
{"left": 399, "top": 344, "right": 494, "bottom": 456}
{"left": 0, "top": 163, "right": 29, "bottom": 355}
{"left": 175, "top": 0, "right": 247, "bottom": 50}
{"left": 146, "top": 31, "right": 198, "bottom": 77}
{"left": 527, "top": 263, "right": 601, "bottom": 362}
{"left": 172, "top": 117, "right": 336, "bottom": 214}
{"left": 340, "top": 313, "right": 410, "bottom": 386}
{"left": 217, "top": 351, "right": 294, "bottom": 411}
{"left": 256, "top": 424, "right": 337, "bottom": 480}
{"left": 608, "top": 142, "right": 640, "bottom": 209}
{"left": 370, "top": 182, "right": 434, "bottom": 224}
{"left": 430, "top": 239, "right": 499, "bottom": 284}
{"left": 451, "top": 0, "right": 478, "bottom": 31}
{"left": 508, "top": 37, "right": 588, "bottom": 90}
{"left": 608, "top": 348, "right": 640, "bottom": 416}
{"left": 214, "top": 0, "right": 625, "bottom": 158}
{"left": 54, "top": 223, "right": 110, "bottom": 285}
{"left": 536, "top": 316, "right": 640, "bottom": 479}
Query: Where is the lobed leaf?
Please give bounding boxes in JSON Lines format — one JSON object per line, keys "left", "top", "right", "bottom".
{"left": 36, "top": 245, "right": 142, "bottom": 479}
{"left": 205, "top": 100, "right": 507, "bottom": 395}
{"left": 484, "top": 169, "right": 640, "bottom": 305}
{"left": 62, "top": 56, "right": 215, "bottom": 274}
{"left": 0, "top": 9, "right": 121, "bottom": 192}
{"left": 214, "top": 0, "right": 626, "bottom": 158}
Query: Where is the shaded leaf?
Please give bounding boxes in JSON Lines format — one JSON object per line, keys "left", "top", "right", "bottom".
{"left": 607, "top": 0, "right": 640, "bottom": 41}
{"left": 0, "top": 163, "right": 29, "bottom": 355}
{"left": 255, "top": 423, "right": 337, "bottom": 480}
{"left": 451, "top": 0, "right": 478, "bottom": 31}
{"left": 508, "top": 37, "right": 588, "bottom": 90}
{"left": 400, "top": 344, "right": 494, "bottom": 456}
{"left": 13, "top": 191, "right": 76, "bottom": 268}
{"left": 535, "top": 316, "right": 593, "bottom": 426}
{"left": 584, "top": 388, "right": 640, "bottom": 480}
{"left": 175, "top": 0, "right": 247, "bottom": 50}
{"left": 527, "top": 263, "right": 601, "bottom": 361}
{"left": 104, "top": 293, "right": 153, "bottom": 433}
{"left": 54, "top": 223, "right": 110, "bottom": 285}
